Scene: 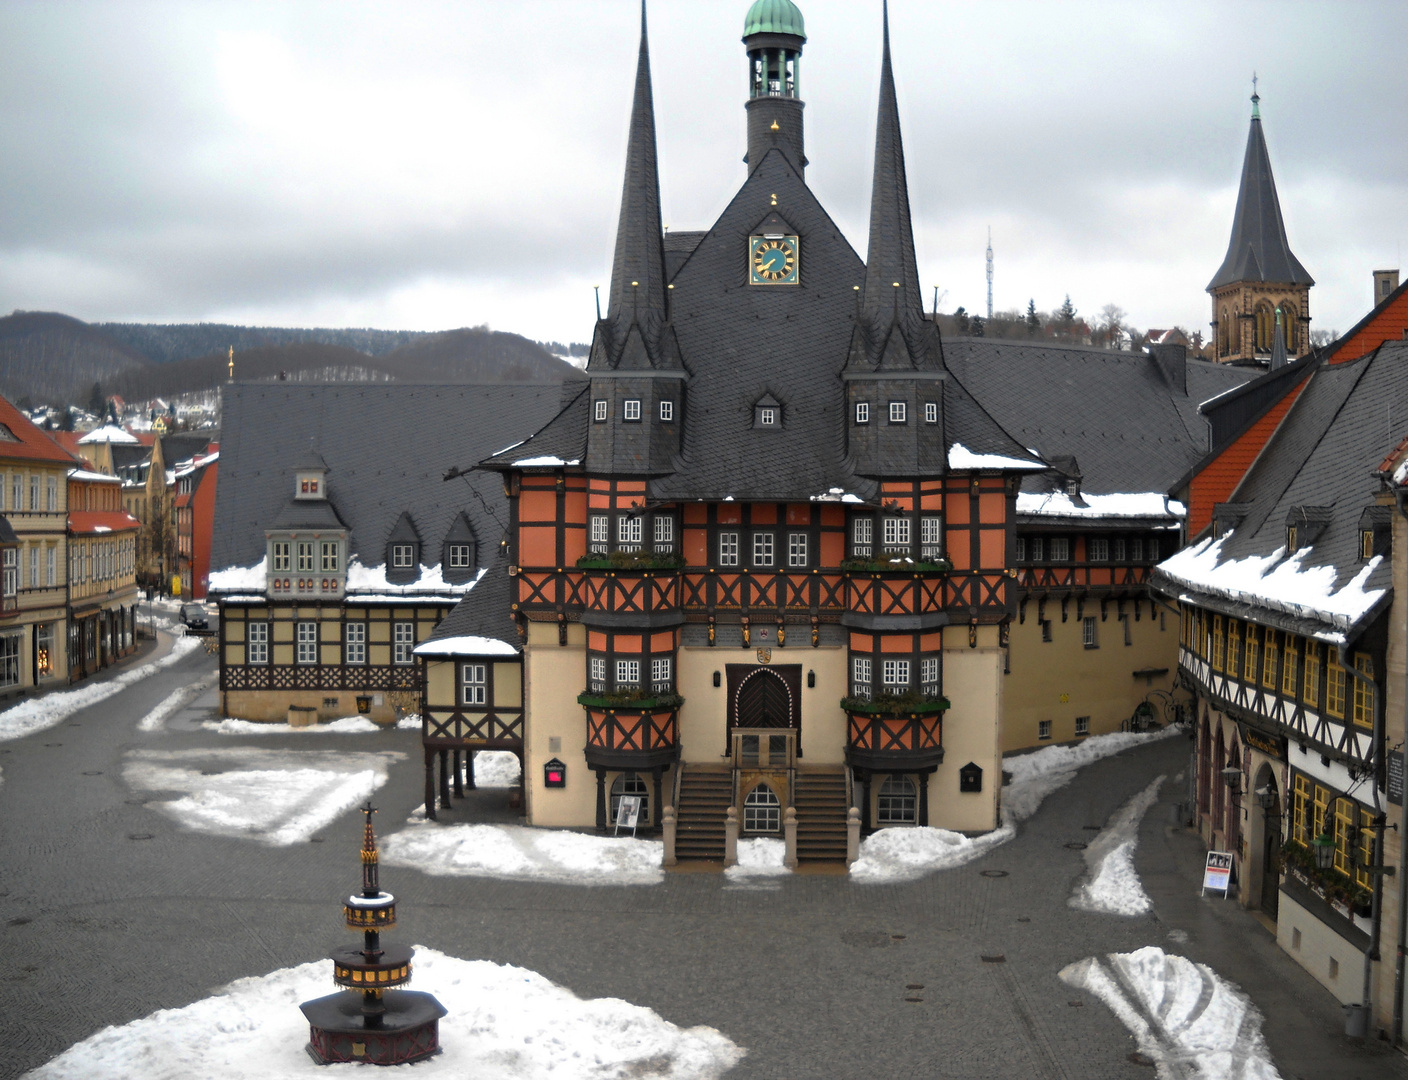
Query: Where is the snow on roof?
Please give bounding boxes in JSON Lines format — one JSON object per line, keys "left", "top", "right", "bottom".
{"left": 209, "top": 558, "right": 487, "bottom": 599}
{"left": 67, "top": 468, "right": 120, "bottom": 483}
{"left": 217, "top": 595, "right": 268, "bottom": 604}
{"left": 1156, "top": 534, "right": 1388, "bottom": 637}
{"left": 1016, "top": 491, "right": 1185, "bottom": 521}
{"left": 948, "top": 442, "right": 1045, "bottom": 471}
{"left": 414, "top": 634, "right": 518, "bottom": 657}
{"left": 208, "top": 557, "right": 266, "bottom": 591}
{"left": 174, "top": 451, "right": 219, "bottom": 479}
{"left": 809, "top": 488, "right": 864, "bottom": 503}
{"left": 78, "top": 424, "right": 139, "bottom": 445}
{"left": 345, "top": 561, "right": 484, "bottom": 595}
{"left": 513, "top": 455, "right": 580, "bottom": 467}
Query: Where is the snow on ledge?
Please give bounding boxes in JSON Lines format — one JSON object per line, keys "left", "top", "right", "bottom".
{"left": 513, "top": 455, "right": 580, "bottom": 467}
{"left": 208, "top": 557, "right": 266, "bottom": 591}
{"left": 1017, "top": 491, "right": 1184, "bottom": 521}
{"left": 948, "top": 442, "right": 1045, "bottom": 471}
{"left": 415, "top": 634, "right": 518, "bottom": 657}
{"left": 809, "top": 487, "right": 864, "bottom": 503}
{"left": 209, "top": 560, "right": 486, "bottom": 598}
{"left": 1156, "top": 534, "right": 1386, "bottom": 635}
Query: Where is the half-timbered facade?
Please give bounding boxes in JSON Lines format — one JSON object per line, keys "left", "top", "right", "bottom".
{"left": 1153, "top": 339, "right": 1408, "bottom": 1031}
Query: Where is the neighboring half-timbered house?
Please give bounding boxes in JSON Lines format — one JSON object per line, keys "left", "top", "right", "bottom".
{"left": 1152, "top": 340, "right": 1408, "bottom": 1028}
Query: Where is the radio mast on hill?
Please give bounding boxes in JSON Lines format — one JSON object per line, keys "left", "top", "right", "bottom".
{"left": 986, "top": 227, "right": 994, "bottom": 321}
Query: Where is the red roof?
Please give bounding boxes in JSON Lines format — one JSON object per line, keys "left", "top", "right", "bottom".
{"left": 49, "top": 431, "right": 85, "bottom": 455}
{"left": 0, "top": 397, "right": 84, "bottom": 465}
{"left": 68, "top": 510, "right": 141, "bottom": 535}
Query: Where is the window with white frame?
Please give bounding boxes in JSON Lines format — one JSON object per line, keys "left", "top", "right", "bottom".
{"left": 889, "top": 401, "right": 907, "bottom": 423}
{"left": 272, "top": 541, "right": 291, "bottom": 571}
{"left": 882, "top": 516, "right": 910, "bottom": 552}
{"left": 759, "top": 407, "right": 777, "bottom": 427}
{"left": 589, "top": 656, "right": 606, "bottom": 692}
{"left": 0, "top": 633, "right": 19, "bottom": 688}
{"left": 855, "top": 402, "right": 870, "bottom": 424}
{"left": 743, "top": 783, "right": 781, "bottom": 833}
{"left": 247, "top": 622, "right": 269, "bottom": 664}
{"left": 10, "top": 475, "right": 20, "bottom": 513}
{"left": 1113, "top": 538, "right": 1127, "bottom": 561}
{"left": 345, "top": 622, "right": 366, "bottom": 664}
{"left": 1132, "top": 538, "right": 1145, "bottom": 562}
{"left": 920, "top": 656, "right": 939, "bottom": 696}
{"left": 391, "top": 544, "right": 415, "bottom": 569}
{"left": 1015, "top": 536, "right": 1027, "bottom": 562}
{"left": 589, "top": 515, "right": 608, "bottom": 554}
{"left": 788, "top": 532, "right": 808, "bottom": 567}
{"left": 920, "top": 516, "right": 942, "bottom": 559}
{"left": 594, "top": 399, "right": 608, "bottom": 422}
{"left": 877, "top": 776, "right": 917, "bottom": 824}
{"left": 448, "top": 543, "right": 472, "bottom": 568}
{"left": 29, "top": 475, "right": 39, "bottom": 511}
{"left": 924, "top": 401, "right": 938, "bottom": 424}
{"left": 753, "top": 532, "right": 774, "bottom": 567}
{"left": 46, "top": 476, "right": 56, "bottom": 512}
{"left": 296, "top": 622, "right": 317, "bottom": 664}
{"left": 623, "top": 399, "right": 642, "bottom": 421}
{"left": 659, "top": 400, "right": 674, "bottom": 421}
{"left": 1083, "top": 617, "right": 1098, "bottom": 648}
{"left": 0, "top": 473, "right": 5, "bottom": 511}
{"left": 1148, "top": 537, "right": 1159, "bottom": 561}
{"left": 852, "top": 516, "right": 873, "bottom": 557}
{"left": 393, "top": 621, "right": 415, "bottom": 664}
{"left": 320, "top": 541, "right": 339, "bottom": 572}
{"left": 1089, "top": 536, "right": 1109, "bottom": 561}
{"left": 616, "top": 658, "right": 640, "bottom": 688}
{"left": 719, "top": 532, "right": 739, "bottom": 567}
{"left": 617, "top": 515, "right": 642, "bottom": 551}
{"left": 462, "top": 663, "right": 487, "bottom": 705}
{"left": 852, "top": 656, "right": 872, "bottom": 698}
{"left": 1075, "top": 715, "right": 1090, "bottom": 736}
{"left": 297, "top": 541, "right": 314, "bottom": 572}
{"left": 1038, "top": 719, "right": 1052, "bottom": 740}
{"left": 1030, "top": 537, "right": 1044, "bottom": 562}
{"left": 2, "top": 548, "right": 15, "bottom": 600}
{"left": 882, "top": 658, "right": 910, "bottom": 689}
{"left": 1050, "top": 536, "right": 1070, "bottom": 561}
{"left": 651, "top": 656, "right": 671, "bottom": 694}
{"left": 653, "top": 515, "right": 673, "bottom": 553}
{"left": 46, "top": 545, "right": 55, "bottom": 587}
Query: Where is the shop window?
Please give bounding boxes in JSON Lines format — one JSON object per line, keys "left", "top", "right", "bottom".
{"left": 743, "top": 784, "right": 781, "bottom": 833}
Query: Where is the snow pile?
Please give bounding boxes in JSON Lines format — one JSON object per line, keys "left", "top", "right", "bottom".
{"left": 137, "top": 671, "right": 220, "bottom": 732}
{"left": 1016, "top": 491, "right": 1183, "bottom": 521}
{"left": 724, "top": 837, "right": 790, "bottom": 880}
{"left": 1070, "top": 775, "right": 1165, "bottom": 915}
{"left": 208, "top": 558, "right": 266, "bottom": 591}
{"left": 1060, "top": 947, "right": 1281, "bottom": 1079}
{"left": 78, "top": 424, "right": 139, "bottom": 444}
{"left": 851, "top": 726, "right": 1180, "bottom": 883}
{"left": 0, "top": 636, "right": 203, "bottom": 743}
{"left": 123, "top": 748, "right": 402, "bottom": 846}
{"left": 1157, "top": 534, "right": 1386, "bottom": 634}
{"left": 26, "top": 947, "right": 744, "bottom": 1080}
{"left": 345, "top": 561, "right": 484, "bottom": 596}
{"left": 203, "top": 714, "right": 422, "bottom": 735}
{"left": 415, "top": 634, "right": 518, "bottom": 657}
{"left": 474, "top": 749, "right": 522, "bottom": 787}
{"left": 948, "top": 442, "right": 1043, "bottom": 471}
{"left": 381, "top": 821, "right": 663, "bottom": 886}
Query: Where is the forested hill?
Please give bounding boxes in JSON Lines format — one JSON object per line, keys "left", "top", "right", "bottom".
{"left": 0, "top": 312, "right": 584, "bottom": 405}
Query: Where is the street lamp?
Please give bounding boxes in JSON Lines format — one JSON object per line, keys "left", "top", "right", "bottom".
{"left": 1312, "top": 814, "right": 1337, "bottom": 872}
{"left": 1221, "top": 765, "right": 1242, "bottom": 793}
{"left": 1255, "top": 786, "right": 1278, "bottom": 811}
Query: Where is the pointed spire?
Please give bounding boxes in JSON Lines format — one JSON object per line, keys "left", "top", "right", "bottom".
{"left": 1208, "top": 88, "right": 1313, "bottom": 290}
{"left": 1270, "top": 306, "right": 1289, "bottom": 369}
{"left": 604, "top": 1, "right": 667, "bottom": 339}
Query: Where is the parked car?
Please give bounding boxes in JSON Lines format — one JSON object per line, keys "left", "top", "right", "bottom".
{"left": 180, "top": 604, "right": 209, "bottom": 630}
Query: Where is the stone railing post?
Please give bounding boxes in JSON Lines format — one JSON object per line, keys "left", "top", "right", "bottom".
{"left": 784, "top": 806, "right": 798, "bottom": 868}
{"left": 724, "top": 805, "right": 739, "bottom": 866}
{"left": 846, "top": 806, "right": 861, "bottom": 864}
{"left": 662, "top": 805, "right": 677, "bottom": 867}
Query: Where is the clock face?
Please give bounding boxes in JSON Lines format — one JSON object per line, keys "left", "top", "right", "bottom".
{"left": 749, "top": 235, "right": 800, "bottom": 285}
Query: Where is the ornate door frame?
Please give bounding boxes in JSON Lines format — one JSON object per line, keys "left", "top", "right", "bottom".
{"left": 724, "top": 663, "right": 802, "bottom": 757}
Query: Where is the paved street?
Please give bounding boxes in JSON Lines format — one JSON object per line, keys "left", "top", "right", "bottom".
{"left": 2, "top": 639, "right": 1406, "bottom": 1079}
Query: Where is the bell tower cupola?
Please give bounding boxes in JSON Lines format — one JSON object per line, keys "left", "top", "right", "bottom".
{"left": 743, "top": 0, "right": 807, "bottom": 177}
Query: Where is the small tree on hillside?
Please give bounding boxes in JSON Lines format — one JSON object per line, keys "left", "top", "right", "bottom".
{"left": 970, "top": 314, "right": 985, "bottom": 338}
{"left": 1056, "top": 295, "right": 1078, "bottom": 338}
{"left": 1025, "top": 299, "right": 1041, "bottom": 337}
{"left": 87, "top": 382, "right": 105, "bottom": 418}
{"left": 953, "top": 306, "right": 971, "bottom": 334}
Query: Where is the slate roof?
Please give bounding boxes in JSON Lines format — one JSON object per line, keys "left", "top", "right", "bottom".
{"left": 1154, "top": 342, "right": 1408, "bottom": 638}
{"left": 943, "top": 340, "right": 1256, "bottom": 497}
{"left": 1208, "top": 98, "right": 1313, "bottom": 289}
{"left": 212, "top": 383, "right": 564, "bottom": 573}
{"left": 421, "top": 563, "right": 519, "bottom": 651}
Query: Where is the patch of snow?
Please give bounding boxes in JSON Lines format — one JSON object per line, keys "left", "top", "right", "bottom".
{"left": 380, "top": 821, "right": 664, "bottom": 886}
{"left": 724, "top": 837, "right": 790, "bottom": 880}
{"left": 0, "top": 636, "right": 203, "bottom": 744}
{"left": 122, "top": 748, "right": 402, "bottom": 846}
{"left": 344, "top": 561, "right": 485, "bottom": 596}
{"left": 218, "top": 594, "right": 267, "bottom": 604}
{"left": 201, "top": 715, "right": 393, "bottom": 736}
{"left": 1016, "top": 491, "right": 1183, "bottom": 521}
{"left": 1070, "top": 775, "right": 1165, "bottom": 916}
{"left": 209, "top": 558, "right": 266, "bottom": 591}
{"left": 1395, "top": 456, "right": 1408, "bottom": 486}
{"left": 474, "top": 749, "right": 522, "bottom": 787}
{"left": 491, "top": 437, "right": 527, "bottom": 456}
{"left": 948, "top": 442, "right": 1044, "bottom": 471}
{"left": 415, "top": 634, "right": 518, "bottom": 657}
{"left": 78, "top": 424, "right": 138, "bottom": 444}
{"left": 1157, "top": 534, "right": 1386, "bottom": 634}
{"left": 809, "top": 487, "right": 864, "bottom": 504}
{"left": 514, "top": 455, "right": 580, "bottom": 467}
{"left": 1059, "top": 947, "right": 1281, "bottom": 1079}
{"left": 396, "top": 713, "right": 421, "bottom": 730}
{"left": 851, "top": 726, "right": 1180, "bottom": 883}
{"left": 26, "top": 947, "right": 744, "bottom": 1080}
{"left": 137, "top": 671, "right": 220, "bottom": 733}
{"left": 67, "top": 468, "right": 120, "bottom": 483}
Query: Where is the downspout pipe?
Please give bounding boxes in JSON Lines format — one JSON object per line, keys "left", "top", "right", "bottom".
{"left": 1393, "top": 486, "right": 1408, "bottom": 1045}
{"left": 1342, "top": 649, "right": 1385, "bottom": 1023}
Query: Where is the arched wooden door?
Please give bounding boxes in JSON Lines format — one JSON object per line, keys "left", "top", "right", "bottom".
{"left": 724, "top": 664, "right": 802, "bottom": 755}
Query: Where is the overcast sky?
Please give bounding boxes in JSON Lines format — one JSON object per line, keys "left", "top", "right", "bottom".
{"left": 2, "top": 0, "right": 1405, "bottom": 347}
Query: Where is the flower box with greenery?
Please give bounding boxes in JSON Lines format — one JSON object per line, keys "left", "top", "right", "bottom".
{"left": 840, "top": 557, "right": 951, "bottom": 574}
{"left": 575, "top": 551, "right": 685, "bottom": 571}
{"left": 1282, "top": 839, "right": 1372, "bottom": 915}
{"left": 577, "top": 689, "right": 685, "bottom": 711}
{"left": 840, "top": 690, "right": 950, "bottom": 716}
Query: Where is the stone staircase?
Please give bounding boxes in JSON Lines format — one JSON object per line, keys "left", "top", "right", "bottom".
{"left": 794, "top": 769, "right": 850, "bottom": 861}
{"left": 674, "top": 766, "right": 730, "bottom": 860}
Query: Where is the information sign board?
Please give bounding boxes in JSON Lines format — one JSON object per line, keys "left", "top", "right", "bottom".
{"left": 614, "top": 795, "right": 642, "bottom": 836}
{"left": 1202, "top": 851, "right": 1233, "bottom": 897}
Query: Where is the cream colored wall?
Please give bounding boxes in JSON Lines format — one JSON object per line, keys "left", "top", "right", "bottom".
{"left": 224, "top": 689, "right": 397, "bottom": 724}
{"left": 1373, "top": 505, "right": 1407, "bottom": 1029}
{"left": 1277, "top": 891, "right": 1366, "bottom": 1005}
{"left": 933, "top": 623, "right": 1003, "bottom": 832}
{"left": 1002, "top": 600, "right": 1177, "bottom": 752}
{"left": 675, "top": 644, "right": 847, "bottom": 767}
{"left": 426, "top": 658, "right": 454, "bottom": 708}
{"left": 522, "top": 620, "right": 592, "bottom": 827}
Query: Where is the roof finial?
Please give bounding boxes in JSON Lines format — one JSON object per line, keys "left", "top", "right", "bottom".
{"left": 227, "top": 345, "right": 234, "bottom": 382}
{"left": 1251, "top": 72, "right": 1260, "bottom": 119}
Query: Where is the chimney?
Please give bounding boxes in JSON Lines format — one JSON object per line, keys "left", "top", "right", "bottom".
{"left": 1148, "top": 342, "right": 1187, "bottom": 395}
{"left": 1374, "top": 269, "right": 1400, "bottom": 306}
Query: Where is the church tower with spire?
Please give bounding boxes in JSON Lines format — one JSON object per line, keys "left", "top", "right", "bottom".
{"left": 1208, "top": 84, "right": 1314, "bottom": 364}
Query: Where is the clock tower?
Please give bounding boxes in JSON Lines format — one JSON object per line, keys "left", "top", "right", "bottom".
{"left": 743, "top": 0, "right": 807, "bottom": 178}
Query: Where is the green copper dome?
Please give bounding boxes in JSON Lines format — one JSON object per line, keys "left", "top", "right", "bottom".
{"left": 743, "top": 0, "right": 806, "bottom": 39}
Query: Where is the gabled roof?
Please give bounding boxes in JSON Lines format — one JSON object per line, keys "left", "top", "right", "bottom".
{"left": 269, "top": 496, "right": 346, "bottom": 533}
{"left": 1208, "top": 96, "right": 1313, "bottom": 290}
{"left": 415, "top": 564, "right": 519, "bottom": 655}
{"left": 1321, "top": 273, "right": 1408, "bottom": 365}
{"left": 0, "top": 396, "right": 82, "bottom": 466}
{"left": 385, "top": 510, "right": 421, "bottom": 545}
{"left": 480, "top": 384, "right": 589, "bottom": 470}
{"left": 69, "top": 510, "right": 141, "bottom": 535}
{"left": 212, "top": 383, "right": 563, "bottom": 574}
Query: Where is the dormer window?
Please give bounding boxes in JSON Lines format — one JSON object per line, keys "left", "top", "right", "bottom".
{"left": 392, "top": 544, "right": 415, "bottom": 568}
{"left": 761, "top": 408, "right": 776, "bottom": 425}
{"left": 754, "top": 394, "right": 783, "bottom": 429}
{"left": 594, "top": 399, "right": 608, "bottom": 422}
{"left": 856, "top": 402, "right": 870, "bottom": 424}
{"left": 448, "top": 544, "right": 473, "bottom": 568}
{"left": 1361, "top": 531, "right": 1374, "bottom": 560}
{"left": 1286, "top": 526, "right": 1298, "bottom": 554}
{"left": 441, "top": 512, "right": 479, "bottom": 582}
{"left": 623, "top": 400, "right": 642, "bottom": 421}
{"left": 924, "top": 402, "right": 938, "bottom": 424}
{"left": 659, "top": 400, "right": 674, "bottom": 422}
{"left": 889, "top": 402, "right": 907, "bottom": 424}
{"left": 301, "top": 478, "right": 319, "bottom": 495}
